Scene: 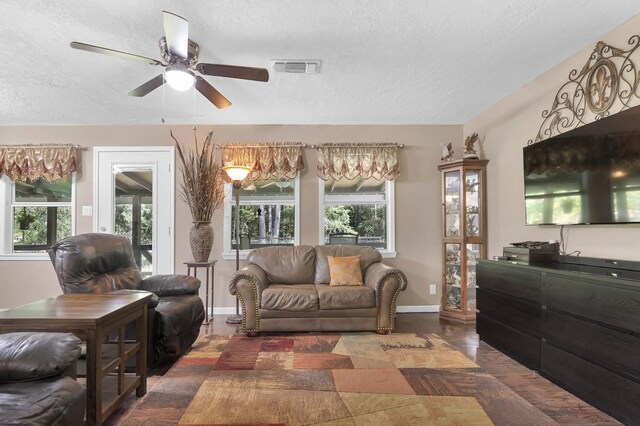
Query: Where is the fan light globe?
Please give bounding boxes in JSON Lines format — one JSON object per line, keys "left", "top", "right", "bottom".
{"left": 223, "top": 166, "right": 252, "bottom": 182}
{"left": 165, "top": 68, "right": 195, "bottom": 91}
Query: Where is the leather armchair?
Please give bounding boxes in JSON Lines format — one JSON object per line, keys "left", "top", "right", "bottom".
{"left": 229, "top": 245, "right": 407, "bottom": 335}
{"left": 0, "top": 332, "right": 86, "bottom": 425}
{"left": 48, "top": 233, "right": 205, "bottom": 366}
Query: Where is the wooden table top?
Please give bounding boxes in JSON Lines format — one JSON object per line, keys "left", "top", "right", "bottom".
{"left": 0, "top": 293, "right": 152, "bottom": 328}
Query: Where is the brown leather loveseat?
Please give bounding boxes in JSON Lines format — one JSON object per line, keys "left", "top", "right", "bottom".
{"left": 229, "top": 245, "right": 407, "bottom": 335}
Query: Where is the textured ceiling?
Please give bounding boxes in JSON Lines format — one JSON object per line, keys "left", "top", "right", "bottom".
{"left": 2, "top": 1, "right": 639, "bottom": 125}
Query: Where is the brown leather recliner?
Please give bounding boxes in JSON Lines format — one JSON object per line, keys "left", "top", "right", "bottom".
{"left": 0, "top": 332, "right": 86, "bottom": 425}
{"left": 229, "top": 245, "right": 407, "bottom": 335}
{"left": 48, "top": 233, "right": 205, "bottom": 366}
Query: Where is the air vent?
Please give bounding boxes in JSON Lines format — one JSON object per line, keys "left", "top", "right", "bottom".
{"left": 271, "top": 60, "right": 320, "bottom": 73}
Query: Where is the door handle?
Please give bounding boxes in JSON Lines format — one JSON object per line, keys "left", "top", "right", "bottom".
{"left": 100, "top": 226, "right": 106, "bottom": 232}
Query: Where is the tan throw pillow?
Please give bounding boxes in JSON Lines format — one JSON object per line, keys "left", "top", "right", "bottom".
{"left": 328, "top": 256, "right": 363, "bottom": 286}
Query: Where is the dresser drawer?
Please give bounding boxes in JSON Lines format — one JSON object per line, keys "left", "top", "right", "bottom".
{"left": 477, "top": 288, "right": 541, "bottom": 337}
{"left": 542, "top": 272, "right": 640, "bottom": 333}
{"left": 477, "top": 261, "right": 541, "bottom": 303}
{"left": 541, "top": 342, "right": 640, "bottom": 424}
{"left": 477, "top": 313, "right": 540, "bottom": 370}
{"left": 543, "top": 310, "right": 640, "bottom": 383}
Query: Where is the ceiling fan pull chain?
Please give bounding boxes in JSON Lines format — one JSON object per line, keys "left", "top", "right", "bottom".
{"left": 161, "top": 72, "right": 166, "bottom": 123}
{"left": 192, "top": 84, "right": 197, "bottom": 131}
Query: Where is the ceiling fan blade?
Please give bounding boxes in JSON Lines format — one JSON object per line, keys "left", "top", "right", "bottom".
{"left": 128, "top": 75, "right": 165, "bottom": 97}
{"left": 195, "top": 76, "right": 231, "bottom": 109}
{"left": 196, "top": 63, "right": 269, "bottom": 82}
{"left": 70, "top": 42, "right": 162, "bottom": 65}
{"left": 162, "top": 11, "right": 189, "bottom": 59}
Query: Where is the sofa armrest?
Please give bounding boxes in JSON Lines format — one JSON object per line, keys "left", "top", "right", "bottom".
{"left": 141, "top": 274, "right": 201, "bottom": 297}
{"left": 364, "top": 262, "right": 408, "bottom": 331}
{"left": 229, "top": 264, "right": 268, "bottom": 334}
{"left": 0, "top": 332, "right": 81, "bottom": 383}
{"left": 229, "top": 264, "right": 268, "bottom": 296}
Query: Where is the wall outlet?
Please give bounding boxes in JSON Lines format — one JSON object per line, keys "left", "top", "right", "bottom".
{"left": 82, "top": 205, "right": 93, "bottom": 216}
{"left": 429, "top": 284, "right": 437, "bottom": 295}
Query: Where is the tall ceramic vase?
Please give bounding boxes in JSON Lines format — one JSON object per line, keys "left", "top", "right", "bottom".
{"left": 189, "top": 221, "right": 213, "bottom": 262}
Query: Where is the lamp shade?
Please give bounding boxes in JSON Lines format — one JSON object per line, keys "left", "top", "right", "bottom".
{"left": 165, "top": 67, "right": 195, "bottom": 91}
{"left": 223, "top": 165, "right": 252, "bottom": 181}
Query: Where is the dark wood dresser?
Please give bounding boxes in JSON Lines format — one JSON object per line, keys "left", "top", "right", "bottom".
{"left": 477, "top": 258, "right": 640, "bottom": 424}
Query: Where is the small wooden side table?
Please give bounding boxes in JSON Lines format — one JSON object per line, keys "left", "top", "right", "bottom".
{"left": 184, "top": 260, "right": 217, "bottom": 324}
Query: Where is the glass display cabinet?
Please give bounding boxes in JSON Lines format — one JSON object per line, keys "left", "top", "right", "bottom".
{"left": 438, "top": 159, "right": 488, "bottom": 323}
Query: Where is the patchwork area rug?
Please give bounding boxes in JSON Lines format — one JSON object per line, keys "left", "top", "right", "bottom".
{"left": 120, "top": 333, "right": 554, "bottom": 425}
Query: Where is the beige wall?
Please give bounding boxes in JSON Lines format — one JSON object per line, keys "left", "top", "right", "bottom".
{"left": 464, "top": 15, "right": 640, "bottom": 261}
{"left": 0, "top": 124, "right": 461, "bottom": 309}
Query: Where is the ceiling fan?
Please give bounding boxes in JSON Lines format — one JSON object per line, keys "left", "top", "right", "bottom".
{"left": 70, "top": 10, "right": 269, "bottom": 109}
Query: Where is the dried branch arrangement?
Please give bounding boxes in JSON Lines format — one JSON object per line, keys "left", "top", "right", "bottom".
{"left": 171, "top": 130, "right": 225, "bottom": 222}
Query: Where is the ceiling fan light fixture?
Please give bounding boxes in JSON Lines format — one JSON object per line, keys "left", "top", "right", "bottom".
{"left": 165, "top": 65, "right": 195, "bottom": 91}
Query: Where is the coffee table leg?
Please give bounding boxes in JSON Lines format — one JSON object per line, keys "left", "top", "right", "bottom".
{"left": 86, "top": 329, "right": 101, "bottom": 426}
{"left": 136, "top": 305, "right": 148, "bottom": 397}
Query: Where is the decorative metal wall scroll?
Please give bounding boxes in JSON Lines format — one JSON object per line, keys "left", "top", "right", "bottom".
{"left": 529, "top": 35, "right": 640, "bottom": 144}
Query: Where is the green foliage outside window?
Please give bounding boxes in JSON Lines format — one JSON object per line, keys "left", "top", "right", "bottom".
{"left": 232, "top": 205, "right": 295, "bottom": 242}
{"left": 324, "top": 205, "right": 356, "bottom": 234}
{"left": 13, "top": 206, "right": 72, "bottom": 250}
{"left": 324, "top": 204, "right": 386, "bottom": 239}
{"left": 114, "top": 203, "right": 153, "bottom": 243}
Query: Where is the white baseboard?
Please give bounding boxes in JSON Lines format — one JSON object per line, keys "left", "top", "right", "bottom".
{"left": 210, "top": 306, "right": 440, "bottom": 315}
{"left": 397, "top": 305, "right": 440, "bottom": 313}
{"left": 209, "top": 307, "right": 239, "bottom": 315}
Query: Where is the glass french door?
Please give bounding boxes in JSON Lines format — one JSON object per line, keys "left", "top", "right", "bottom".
{"left": 94, "top": 147, "right": 174, "bottom": 275}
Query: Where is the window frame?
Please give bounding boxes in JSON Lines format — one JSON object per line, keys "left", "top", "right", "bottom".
{"left": 318, "top": 178, "right": 396, "bottom": 258}
{"left": 222, "top": 175, "right": 301, "bottom": 260}
{"left": 0, "top": 174, "right": 76, "bottom": 260}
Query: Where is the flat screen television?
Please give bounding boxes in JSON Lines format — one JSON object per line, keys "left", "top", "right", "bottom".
{"left": 523, "top": 106, "right": 640, "bottom": 225}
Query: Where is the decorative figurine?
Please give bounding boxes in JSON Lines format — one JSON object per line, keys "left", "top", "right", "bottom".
{"left": 441, "top": 142, "right": 454, "bottom": 161}
{"left": 446, "top": 250, "right": 459, "bottom": 264}
{"left": 466, "top": 215, "right": 479, "bottom": 235}
{"left": 465, "top": 179, "right": 479, "bottom": 193}
{"left": 463, "top": 133, "right": 479, "bottom": 159}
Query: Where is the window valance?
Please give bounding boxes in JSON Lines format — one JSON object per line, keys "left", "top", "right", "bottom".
{"left": 0, "top": 144, "right": 77, "bottom": 182}
{"left": 221, "top": 143, "right": 304, "bottom": 181}
{"left": 316, "top": 143, "right": 401, "bottom": 181}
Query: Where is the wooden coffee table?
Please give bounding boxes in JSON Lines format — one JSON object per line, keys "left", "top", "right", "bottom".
{"left": 0, "top": 293, "right": 152, "bottom": 426}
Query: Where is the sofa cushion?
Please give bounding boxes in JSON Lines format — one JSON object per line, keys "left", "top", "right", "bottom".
{"left": 315, "top": 245, "right": 382, "bottom": 284}
{"left": 315, "top": 284, "right": 376, "bottom": 310}
{"left": 0, "top": 332, "right": 81, "bottom": 384}
{"left": 0, "top": 376, "right": 86, "bottom": 426}
{"left": 261, "top": 284, "right": 319, "bottom": 311}
{"left": 248, "top": 245, "right": 316, "bottom": 284}
{"left": 328, "top": 256, "right": 363, "bottom": 286}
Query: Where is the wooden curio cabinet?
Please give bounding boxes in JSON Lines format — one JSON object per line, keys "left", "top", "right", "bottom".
{"left": 438, "top": 159, "right": 488, "bottom": 324}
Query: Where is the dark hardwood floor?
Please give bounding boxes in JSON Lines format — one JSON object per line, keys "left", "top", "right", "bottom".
{"left": 106, "top": 313, "right": 618, "bottom": 425}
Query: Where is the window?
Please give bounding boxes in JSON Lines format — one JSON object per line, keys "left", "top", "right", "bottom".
{"left": 114, "top": 169, "right": 153, "bottom": 276}
{"left": 319, "top": 177, "right": 395, "bottom": 257}
{"left": 0, "top": 175, "right": 75, "bottom": 258}
{"left": 223, "top": 177, "right": 300, "bottom": 259}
